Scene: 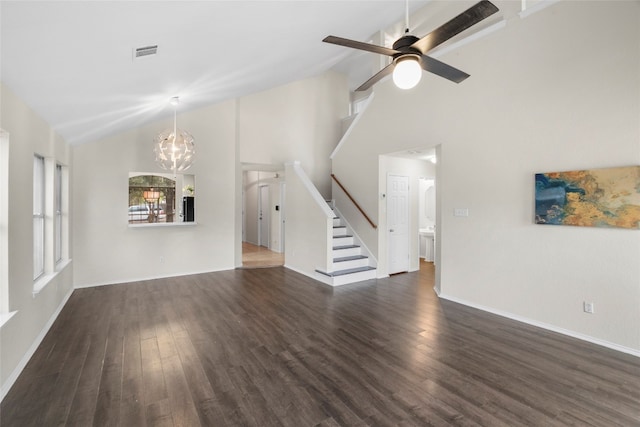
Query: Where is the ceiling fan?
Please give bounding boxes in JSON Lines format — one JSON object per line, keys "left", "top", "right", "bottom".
{"left": 323, "top": 0, "right": 499, "bottom": 91}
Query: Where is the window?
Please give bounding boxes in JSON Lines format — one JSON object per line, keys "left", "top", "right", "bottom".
{"left": 55, "top": 164, "right": 63, "bottom": 263}
{"left": 128, "top": 172, "right": 195, "bottom": 225}
{"left": 1, "top": 131, "right": 9, "bottom": 313}
{"left": 33, "top": 155, "right": 45, "bottom": 280}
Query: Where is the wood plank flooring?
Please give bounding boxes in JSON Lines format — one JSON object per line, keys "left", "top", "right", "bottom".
{"left": 242, "top": 242, "right": 284, "bottom": 268}
{"left": 2, "top": 263, "right": 639, "bottom": 426}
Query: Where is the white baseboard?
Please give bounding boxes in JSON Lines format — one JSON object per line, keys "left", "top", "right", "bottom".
{"left": 283, "top": 264, "right": 322, "bottom": 283}
{"left": 73, "top": 266, "right": 234, "bottom": 289}
{"left": 438, "top": 292, "right": 640, "bottom": 358}
{"left": 1, "top": 286, "right": 74, "bottom": 402}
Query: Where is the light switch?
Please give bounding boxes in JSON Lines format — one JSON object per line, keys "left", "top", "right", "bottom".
{"left": 454, "top": 208, "right": 469, "bottom": 217}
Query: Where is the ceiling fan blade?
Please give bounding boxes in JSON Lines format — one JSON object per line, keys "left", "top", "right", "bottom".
{"left": 411, "top": 0, "right": 499, "bottom": 54}
{"left": 355, "top": 62, "right": 395, "bottom": 92}
{"left": 323, "top": 36, "right": 399, "bottom": 57}
{"left": 420, "top": 56, "right": 470, "bottom": 83}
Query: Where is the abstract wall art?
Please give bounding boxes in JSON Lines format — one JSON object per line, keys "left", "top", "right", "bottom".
{"left": 535, "top": 166, "right": 640, "bottom": 229}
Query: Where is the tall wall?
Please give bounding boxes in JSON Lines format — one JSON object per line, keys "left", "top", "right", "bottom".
{"left": 73, "top": 100, "right": 238, "bottom": 286}
{"left": 238, "top": 71, "right": 349, "bottom": 199}
{"left": 72, "top": 71, "right": 348, "bottom": 284}
{"left": 0, "top": 83, "right": 74, "bottom": 395}
{"left": 332, "top": 1, "right": 640, "bottom": 353}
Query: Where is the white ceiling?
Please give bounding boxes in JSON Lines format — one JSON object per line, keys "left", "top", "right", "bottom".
{"left": 1, "top": 0, "right": 436, "bottom": 145}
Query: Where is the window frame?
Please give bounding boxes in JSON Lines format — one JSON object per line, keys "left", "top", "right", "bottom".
{"left": 54, "top": 163, "right": 63, "bottom": 264}
{"left": 128, "top": 172, "right": 196, "bottom": 226}
{"left": 33, "top": 155, "right": 45, "bottom": 281}
{"left": 1, "top": 130, "right": 9, "bottom": 314}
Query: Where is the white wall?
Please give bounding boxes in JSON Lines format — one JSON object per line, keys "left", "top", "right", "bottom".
{"left": 284, "top": 162, "right": 334, "bottom": 277}
{"left": 73, "top": 100, "right": 237, "bottom": 286}
{"left": 243, "top": 170, "right": 260, "bottom": 246}
{"left": 72, "top": 71, "right": 348, "bottom": 284}
{"left": 419, "top": 178, "right": 436, "bottom": 230}
{"left": 332, "top": 1, "right": 640, "bottom": 353}
{"left": 238, "top": 71, "right": 349, "bottom": 199}
{"left": 0, "top": 83, "right": 74, "bottom": 396}
{"left": 235, "top": 72, "right": 349, "bottom": 264}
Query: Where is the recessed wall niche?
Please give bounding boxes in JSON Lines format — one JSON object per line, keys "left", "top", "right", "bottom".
{"left": 128, "top": 172, "right": 195, "bottom": 225}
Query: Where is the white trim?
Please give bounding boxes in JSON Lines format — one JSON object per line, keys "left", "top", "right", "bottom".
{"left": 287, "top": 161, "right": 334, "bottom": 218}
{"left": 0, "top": 310, "right": 17, "bottom": 328}
{"left": 0, "top": 130, "right": 8, "bottom": 313}
{"left": 519, "top": 0, "right": 561, "bottom": 19}
{"left": 0, "top": 286, "right": 74, "bottom": 403}
{"left": 284, "top": 264, "right": 335, "bottom": 287}
{"left": 32, "top": 259, "right": 72, "bottom": 296}
{"left": 73, "top": 266, "right": 233, "bottom": 289}
{"left": 128, "top": 221, "right": 197, "bottom": 228}
{"left": 438, "top": 292, "right": 640, "bottom": 358}
{"left": 330, "top": 93, "right": 375, "bottom": 160}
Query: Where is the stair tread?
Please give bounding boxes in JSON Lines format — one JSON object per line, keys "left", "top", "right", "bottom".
{"left": 333, "top": 225, "right": 346, "bottom": 229}
{"left": 334, "top": 255, "right": 368, "bottom": 262}
{"left": 316, "top": 266, "right": 376, "bottom": 277}
{"left": 333, "top": 244, "right": 360, "bottom": 250}
{"left": 333, "top": 235, "right": 353, "bottom": 239}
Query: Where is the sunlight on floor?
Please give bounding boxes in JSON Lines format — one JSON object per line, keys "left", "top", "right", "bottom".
{"left": 241, "top": 242, "right": 284, "bottom": 268}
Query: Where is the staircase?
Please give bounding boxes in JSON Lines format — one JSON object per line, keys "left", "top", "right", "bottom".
{"left": 315, "top": 209, "right": 377, "bottom": 286}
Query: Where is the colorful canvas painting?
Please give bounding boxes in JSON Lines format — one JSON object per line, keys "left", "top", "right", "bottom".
{"left": 535, "top": 166, "right": 640, "bottom": 229}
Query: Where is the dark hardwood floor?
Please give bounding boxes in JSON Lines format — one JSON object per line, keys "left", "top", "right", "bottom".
{"left": 2, "top": 263, "right": 639, "bottom": 426}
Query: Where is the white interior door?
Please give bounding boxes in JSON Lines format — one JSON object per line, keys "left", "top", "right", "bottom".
{"left": 387, "top": 174, "right": 409, "bottom": 274}
{"left": 258, "top": 185, "right": 269, "bottom": 248}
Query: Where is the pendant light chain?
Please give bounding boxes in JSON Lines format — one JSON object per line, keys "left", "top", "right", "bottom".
{"left": 173, "top": 105, "right": 178, "bottom": 178}
{"left": 405, "top": 0, "right": 410, "bottom": 33}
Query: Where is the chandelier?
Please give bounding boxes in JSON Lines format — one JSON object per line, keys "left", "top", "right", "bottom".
{"left": 153, "top": 96, "right": 195, "bottom": 172}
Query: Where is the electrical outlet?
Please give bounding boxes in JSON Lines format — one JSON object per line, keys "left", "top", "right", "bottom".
{"left": 583, "top": 301, "right": 595, "bottom": 314}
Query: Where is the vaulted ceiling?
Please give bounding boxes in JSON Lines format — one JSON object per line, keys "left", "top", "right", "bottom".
{"left": 1, "top": 1, "right": 434, "bottom": 145}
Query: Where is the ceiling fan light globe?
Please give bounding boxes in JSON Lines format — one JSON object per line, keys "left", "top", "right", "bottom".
{"left": 393, "top": 57, "right": 422, "bottom": 90}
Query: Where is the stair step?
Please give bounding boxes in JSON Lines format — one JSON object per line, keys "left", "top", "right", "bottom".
{"left": 333, "top": 254, "right": 369, "bottom": 270}
{"left": 334, "top": 255, "right": 367, "bottom": 263}
{"left": 333, "top": 244, "right": 359, "bottom": 250}
{"left": 316, "top": 266, "right": 376, "bottom": 277}
{"left": 333, "top": 226, "right": 348, "bottom": 237}
{"left": 333, "top": 235, "right": 354, "bottom": 246}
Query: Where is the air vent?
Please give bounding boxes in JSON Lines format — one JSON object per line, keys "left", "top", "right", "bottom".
{"left": 133, "top": 45, "right": 158, "bottom": 59}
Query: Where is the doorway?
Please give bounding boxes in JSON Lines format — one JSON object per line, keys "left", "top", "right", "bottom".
{"left": 419, "top": 178, "right": 436, "bottom": 264}
{"left": 241, "top": 168, "right": 285, "bottom": 268}
{"left": 380, "top": 147, "right": 438, "bottom": 278}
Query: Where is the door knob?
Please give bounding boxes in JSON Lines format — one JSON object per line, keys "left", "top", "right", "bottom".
{"left": 390, "top": 229, "right": 394, "bottom": 232}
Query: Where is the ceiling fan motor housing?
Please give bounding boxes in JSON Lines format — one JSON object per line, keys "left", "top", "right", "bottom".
{"left": 392, "top": 35, "right": 422, "bottom": 63}
{"left": 392, "top": 35, "right": 420, "bottom": 53}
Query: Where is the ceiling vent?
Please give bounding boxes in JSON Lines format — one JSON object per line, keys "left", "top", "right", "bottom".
{"left": 133, "top": 45, "right": 158, "bottom": 59}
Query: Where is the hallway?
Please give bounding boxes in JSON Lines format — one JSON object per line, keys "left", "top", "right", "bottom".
{"left": 241, "top": 242, "right": 284, "bottom": 268}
